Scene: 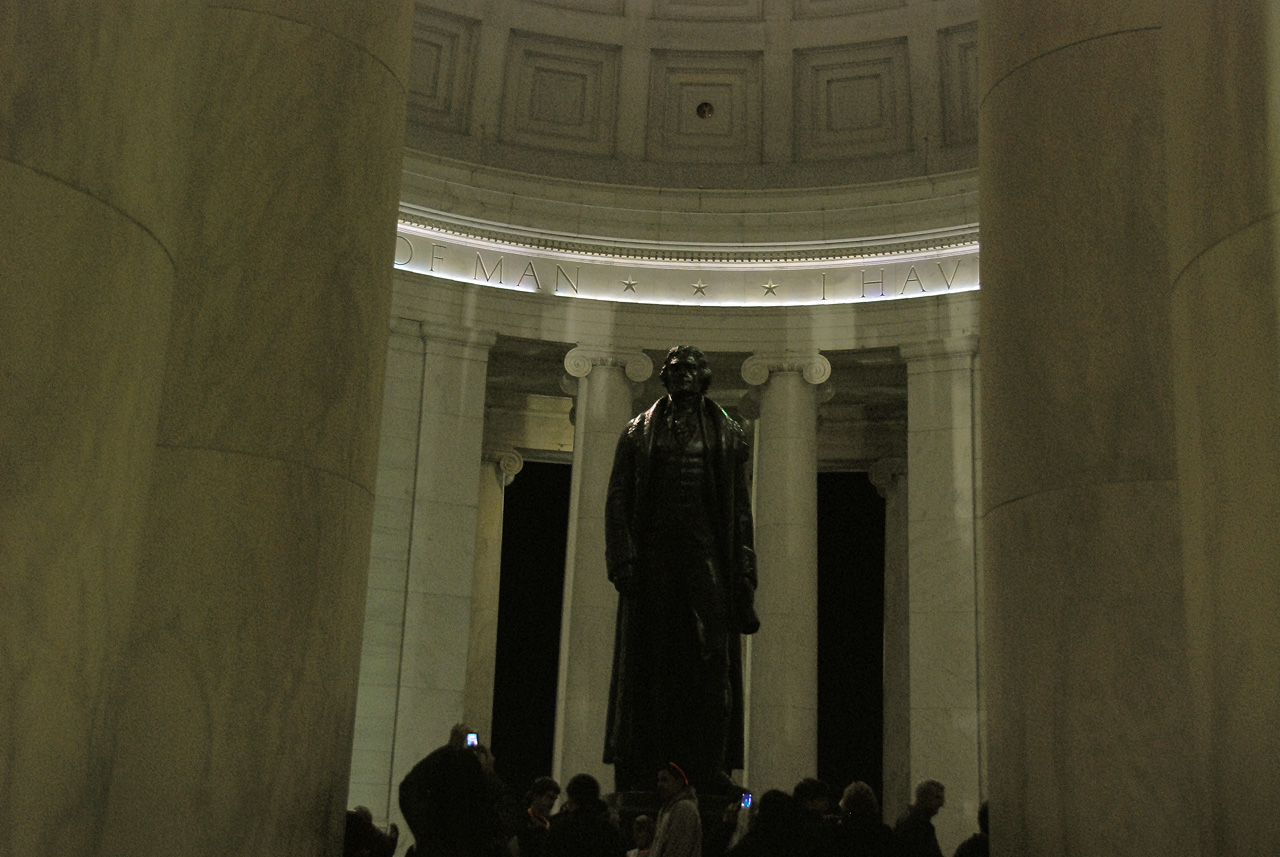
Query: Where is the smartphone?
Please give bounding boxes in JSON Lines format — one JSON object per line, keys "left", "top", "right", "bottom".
{"left": 465, "top": 732, "right": 479, "bottom": 747}
{"left": 740, "top": 792, "right": 753, "bottom": 809}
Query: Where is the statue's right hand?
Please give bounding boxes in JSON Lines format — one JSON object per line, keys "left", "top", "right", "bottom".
{"left": 612, "top": 566, "right": 638, "bottom": 597}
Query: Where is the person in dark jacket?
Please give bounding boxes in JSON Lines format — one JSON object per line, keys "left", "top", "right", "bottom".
{"left": 398, "top": 724, "right": 507, "bottom": 857}
{"left": 830, "top": 781, "right": 891, "bottom": 857}
{"left": 891, "top": 780, "right": 945, "bottom": 857}
{"left": 725, "top": 790, "right": 803, "bottom": 857}
{"left": 952, "top": 802, "right": 987, "bottom": 857}
{"left": 343, "top": 806, "right": 399, "bottom": 857}
{"left": 545, "top": 773, "right": 627, "bottom": 857}
{"left": 517, "top": 776, "right": 561, "bottom": 857}
{"left": 793, "top": 778, "right": 833, "bottom": 857}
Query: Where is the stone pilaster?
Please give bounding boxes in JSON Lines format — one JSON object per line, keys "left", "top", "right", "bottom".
{"left": 900, "top": 338, "right": 979, "bottom": 852}
{"left": 553, "top": 347, "right": 652, "bottom": 787}
{"left": 387, "top": 322, "right": 497, "bottom": 808}
{"left": 869, "top": 457, "right": 909, "bottom": 823}
{"left": 349, "top": 317, "right": 434, "bottom": 823}
{"left": 741, "top": 351, "right": 830, "bottom": 791}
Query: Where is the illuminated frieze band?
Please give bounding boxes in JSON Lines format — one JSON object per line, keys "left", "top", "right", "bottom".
{"left": 395, "top": 224, "right": 979, "bottom": 307}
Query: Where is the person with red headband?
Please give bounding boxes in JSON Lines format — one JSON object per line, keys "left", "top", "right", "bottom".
{"left": 650, "top": 762, "right": 701, "bottom": 857}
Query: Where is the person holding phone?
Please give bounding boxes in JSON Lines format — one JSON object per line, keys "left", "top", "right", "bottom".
{"left": 398, "top": 723, "right": 506, "bottom": 857}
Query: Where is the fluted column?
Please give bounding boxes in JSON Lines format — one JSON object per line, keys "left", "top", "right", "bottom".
{"left": 98, "top": 5, "right": 413, "bottom": 853}
{"left": 465, "top": 450, "right": 525, "bottom": 740}
{"left": 741, "top": 352, "right": 829, "bottom": 791}
{"left": 1165, "top": 7, "right": 1280, "bottom": 854}
{"left": 869, "top": 457, "right": 909, "bottom": 824}
{"left": 900, "top": 339, "right": 979, "bottom": 853}
{"left": 553, "top": 346, "right": 652, "bottom": 787}
{"left": 1, "top": 6, "right": 196, "bottom": 854}
{"left": 980, "top": 5, "right": 1198, "bottom": 853}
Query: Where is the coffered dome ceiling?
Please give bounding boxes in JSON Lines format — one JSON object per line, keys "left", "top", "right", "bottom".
{"left": 404, "top": 0, "right": 978, "bottom": 192}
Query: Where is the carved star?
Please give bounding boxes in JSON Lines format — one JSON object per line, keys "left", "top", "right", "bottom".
{"left": 691, "top": 279, "right": 708, "bottom": 296}
{"left": 621, "top": 276, "right": 638, "bottom": 292}
{"left": 762, "top": 279, "right": 779, "bottom": 296}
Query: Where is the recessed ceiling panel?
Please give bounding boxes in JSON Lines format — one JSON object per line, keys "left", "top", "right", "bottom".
{"left": 654, "top": 0, "right": 763, "bottom": 21}
{"left": 647, "top": 51, "right": 763, "bottom": 163}
{"left": 501, "top": 32, "right": 621, "bottom": 156}
{"left": 939, "top": 22, "right": 979, "bottom": 147}
{"left": 527, "top": 0, "right": 625, "bottom": 14}
{"left": 793, "top": 39, "right": 912, "bottom": 160}
{"left": 793, "top": 0, "right": 905, "bottom": 19}
{"left": 405, "top": 4, "right": 478, "bottom": 134}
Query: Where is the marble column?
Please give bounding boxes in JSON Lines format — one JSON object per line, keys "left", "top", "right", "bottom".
{"left": 900, "top": 339, "right": 979, "bottom": 853}
{"left": 869, "top": 457, "right": 908, "bottom": 824}
{"left": 465, "top": 450, "right": 525, "bottom": 741}
{"left": 97, "top": 5, "right": 413, "bottom": 856}
{"left": 980, "top": 5, "right": 1199, "bottom": 854}
{"left": 553, "top": 346, "right": 652, "bottom": 788}
{"left": 1165, "top": 6, "right": 1280, "bottom": 854}
{"left": 0, "top": 6, "right": 195, "bottom": 853}
{"left": 741, "top": 352, "right": 829, "bottom": 792}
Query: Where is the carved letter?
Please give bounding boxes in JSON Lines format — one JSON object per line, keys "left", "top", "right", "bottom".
{"left": 937, "top": 260, "right": 960, "bottom": 289}
{"left": 394, "top": 235, "right": 413, "bottom": 266}
{"left": 518, "top": 261, "right": 543, "bottom": 290}
{"left": 474, "top": 253, "right": 503, "bottom": 283}
{"left": 821, "top": 271, "right": 827, "bottom": 301}
{"left": 861, "top": 268, "right": 885, "bottom": 298}
{"left": 555, "top": 264, "right": 580, "bottom": 294}
{"left": 900, "top": 266, "right": 925, "bottom": 295}
{"left": 431, "top": 244, "right": 446, "bottom": 272}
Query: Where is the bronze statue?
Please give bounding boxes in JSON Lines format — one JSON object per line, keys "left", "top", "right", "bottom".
{"left": 603, "top": 345, "right": 759, "bottom": 794}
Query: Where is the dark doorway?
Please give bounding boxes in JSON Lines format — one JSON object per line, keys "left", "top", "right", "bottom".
{"left": 490, "top": 460, "right": 571, "bottom": 797}
{"left": 816, "top": 471, "right": 886, "bottom": 803}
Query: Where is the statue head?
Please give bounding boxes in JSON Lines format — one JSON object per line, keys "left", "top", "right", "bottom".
{"left": 660, "top": 345, "right": 712, "bottom": 396}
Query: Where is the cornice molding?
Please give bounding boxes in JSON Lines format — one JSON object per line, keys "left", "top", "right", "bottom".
{"left": 399, "top": 207, "right": 978, "bottom": 266}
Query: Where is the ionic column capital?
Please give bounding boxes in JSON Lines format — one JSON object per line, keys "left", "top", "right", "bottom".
{"left": 868, "top": 457, "right": 907, "bottom": 499}
{"left": 741, "top": 351, "right": 831, "bottom": 386}
{"left": 563, "top": 346, "right": 653, "bottom": 382}
{"left": 484, "top": 448, "right": 524, "bottom": 488}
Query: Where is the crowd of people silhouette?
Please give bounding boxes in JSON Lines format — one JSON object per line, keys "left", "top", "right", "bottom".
{"left": 345, "top": 724, "right": 987, "bottom": 857}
